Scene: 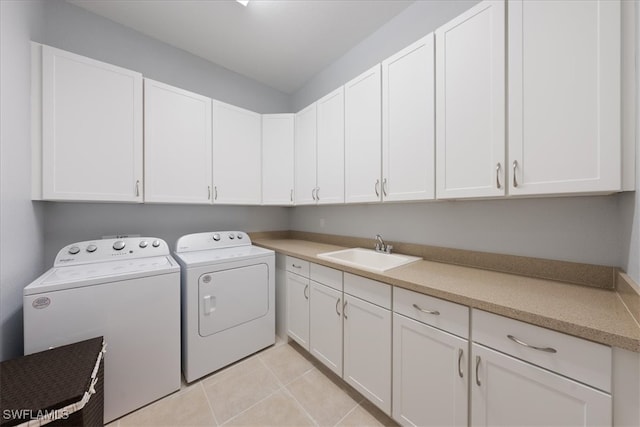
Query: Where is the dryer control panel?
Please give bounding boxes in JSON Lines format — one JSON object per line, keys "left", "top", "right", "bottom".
{"left": 175, "top": 231, "right": 251, "bottom": 253}
{"left": 54, "top": 237, "right": 170, "bottom": 266}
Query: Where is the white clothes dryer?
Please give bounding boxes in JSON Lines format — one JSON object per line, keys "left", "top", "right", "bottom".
{"left": 174, "top": 231, "right": 275, "bottom": 383}
{"left": 23, "top": 237, "right": 181, "bottom": 423}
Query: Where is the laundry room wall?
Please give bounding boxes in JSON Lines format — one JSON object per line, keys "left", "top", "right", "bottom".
{"left": 37, "top": 0, "right": 292, "bottom": 265}
{"left": 289, "top": 0, "right": 638, "bottom": 278}
{"left": 0, "top": 0, "right": 46, "bottom": 361}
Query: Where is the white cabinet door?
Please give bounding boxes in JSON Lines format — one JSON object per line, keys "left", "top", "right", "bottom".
{"left": 316, "top": 87, "right": 345, "bottom": 204}
{"left": 144, "top": 79, "right": 212, "bottom": 204}
{"left": 262, "top": 114, "right": 294, "bottom": 205}
{"left": 343, "top": 294, "right": 391, "bottom": 415}
{"left": 345, "top": 65, "right": 382, "bottom": 203}
{"left": 382, "top": 34, "right": 435, "bottom": 202}
{"left": 508, "top": 0, "right": 621, "bottom": 195}
{"left": 472, "top": 344, "right": 612, "bottom": 427}
{"left": 286, "top": 272, "right": 310, "bottom": 351}
{"left": 42, "top": 46, "right": 143, "bottom": 202}
{"left": 212, "top": 101, "right": 261, "bottom": 204}
{"left": 294, "top": 103, "right": 318, "bottom": 205}
{"left": 435, "top": 0, "right": 505, "bottom": 199}
{"left": 393, "top": 314, "right": 467, "bottom": 427}
{"left": 309, "top": 281, "right": 343, "bottom": 376}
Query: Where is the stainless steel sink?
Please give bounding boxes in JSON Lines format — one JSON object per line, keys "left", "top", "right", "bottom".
{"left": 317, "top": 248, "right": 421, "bottom": 272}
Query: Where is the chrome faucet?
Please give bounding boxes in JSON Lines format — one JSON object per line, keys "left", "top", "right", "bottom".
{"left": 375, "top": 234, "right": 393, "bottom": 254}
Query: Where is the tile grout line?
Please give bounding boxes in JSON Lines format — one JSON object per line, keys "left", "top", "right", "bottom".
{"left": 281, "top": 383, "right": 320, "bottom": 427}
{"left": 199, "top": 380, "right": 220, "bottom": 426}
{"left": 332, "top": 402, "right": 361, "bottom": 427}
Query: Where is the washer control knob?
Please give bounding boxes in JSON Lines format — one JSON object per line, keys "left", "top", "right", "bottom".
{"left": 68, "top": 246, "right": 80, "bottom": 255}
{"left": 212, "top": 234, "right": 221, "bottom": 241}
{"left": 86, "top": 244, "right": 97, "bottom": 253}
{"left": 152, "top": 240, "right": 161, "bottom": 248}
{"left": 113, "top": 240, "right": 126, "bottom": 251}
{"left": 139, "top": 241, "right": 148, "bottom": 248}
{"left": 228, "top": 233, "right": 235, "bottom": 240}
{"left": 237, "top": 234, "right": 243, "bottom": 239}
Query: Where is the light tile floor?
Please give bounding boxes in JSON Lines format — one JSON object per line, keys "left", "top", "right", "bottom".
{"left": 108, "top": 338, "right": 399, "bottom": 427}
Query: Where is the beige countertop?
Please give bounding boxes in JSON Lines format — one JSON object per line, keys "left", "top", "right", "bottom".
{"left": 254, "top": 238, "right": 640, "bottom": 353}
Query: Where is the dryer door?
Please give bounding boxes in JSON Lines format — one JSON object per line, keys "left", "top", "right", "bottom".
{"left": 198, "top": 263, "right": 269, "bottom": 337}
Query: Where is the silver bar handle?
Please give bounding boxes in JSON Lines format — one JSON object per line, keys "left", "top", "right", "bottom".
{"left": 412, "top": 303, "right": 440, "bottom": 316}
{"left": 214, "top": 186, "right": 218, "bottom": 200}
{"left": 311, "top": 188, "right": 316, "bottom": 200}
{"left": 343, "top": 300, "right": 348, "bottom": 319}
{"left": 496, "top": 163, "right": 502, "bottom": 189}
{"left": 512, "top": 160, "right": 519, "bottom": 188}
{"left": 458, "top": 349, "right": 464, "bottom": 378}
{"left": 290, "top": 189, "right": 293, "bottom": 202}
{"left": 208, "top": 186, "right": 211, "bottom": 200}
{"left": 382, "top": 178, "right": 388, "bottom": 196}
{"left": 507, "top": 335, "right": 557, "bottom": 353}
{"left": 336, "top": 298, "right": 341, "bottom": 316}
{"left": 316, "top": 187, "right": 320, "bottom": 201}
{"left": 303, "top": 284, "right": 309, "bottom": 300}
{"left": 375, "top": 179, "right": 380, "bottom": 197}
{"left": 135, "top": 180, "right": 140, "bottom": 197}
{"left": 291, "top": 264, "right": 302, "bottom": 269}
{"left": 475, "top": 356, "right": 481, "bottom": 386}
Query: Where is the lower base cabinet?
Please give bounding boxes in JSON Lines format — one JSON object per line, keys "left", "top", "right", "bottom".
{"left": 471, "top": 343, "right": 612, "bottom": 426}
{"left": 393, "top": 313, "right": 468, "bottom": 426}
{"left": 343, "top": 293, "right": 392, "bottom": 415}
{"left": 286, "top": 271, "right": 309, "bottom": 350}
{"left": 309, "top": 280, "right": 343, "bottom": 376}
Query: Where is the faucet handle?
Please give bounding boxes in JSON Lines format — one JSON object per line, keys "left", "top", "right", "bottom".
{"left": 385, "top": 245, "right": 393, "bottom": 254}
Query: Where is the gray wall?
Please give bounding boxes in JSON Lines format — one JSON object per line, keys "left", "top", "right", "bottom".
{"left": 0, "top": 0, "right": 46, "bottom": 361}
{"left": 290, "top": 0, "right": 639, "bottom": 283}
{"left": 291, "top": 0, "right": 479, "bottom": 111}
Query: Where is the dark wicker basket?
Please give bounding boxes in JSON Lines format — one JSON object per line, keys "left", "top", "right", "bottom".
{"left": 0, "top": 337, "right": 104, "bottom": 427}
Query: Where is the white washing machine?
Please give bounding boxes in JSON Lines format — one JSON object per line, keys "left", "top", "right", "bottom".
{"left": 23, "top": 237, "right": 181, "bottom": 423}
{"left": 174, "top": 231, "right": 275, "bottom": 383}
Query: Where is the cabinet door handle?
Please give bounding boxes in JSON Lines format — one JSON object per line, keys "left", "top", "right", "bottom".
{"left": 336, "top": 298, "right": 341, "bottom": 316}
{"left": 375, "top": 179, "right": 380, "bottom": 197}
{"left": 496, "top": 163, "right": 502, "bottom": 189}
{"left": 311, "top": 188, "right": 316, "bottom": 200}
{"left": 316, "top": 187, "right": 320, "bottom": 201}
{"left": 135, "top": 180, "right": 140, "bottom": 197}
{"left": 290, "top": 189, "right": 293, "bottom": 202}
{"left": 303, "top": 284, "right": 309, "bottom": 300}
{"left": 458, "top": 349, "right": 464, "bottom": 378}
{"left": 382, "top": 178, "right": 388, "bottom": 197}
{"left": 475, "top": 356, "right": 481, "bottom": 386}
{"left": 343, "top": 300, "right": 348, "bottom": 319}
{"left": 208, "top": 186, "right": 211, "bottom": 200}
{"left": 512, "top": 160, "right": 519, "bottom": 188}
{"left": 412, "top": 303, "right": 440, "bottom": 316}
{"left": 214, "top": 186, "right": 218, "bottom": 200}
{"left": 507, "top": 335, "right": 557, "bottom": 353}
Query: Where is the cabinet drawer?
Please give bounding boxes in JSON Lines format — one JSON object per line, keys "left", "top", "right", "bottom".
{"left": 285, "top": 256, "right": 310, "bottom": 276}
{"left": 472, "top": 309, "right": 612, "bottom": 393}
{"left": 394, "top": 287, "right": 469, "bottom": 339}
{"left": 344, "top": 273, "right": 391, "bottom": 309}
{"left": 310, "top": 263, "right": 342, "bottom": 291}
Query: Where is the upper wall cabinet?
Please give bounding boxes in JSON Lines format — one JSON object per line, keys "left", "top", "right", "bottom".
{"left": 381, "top": 33, "right": 435, "bottom": 202}
{"left": 144, "top": 79, "right": 212, "bottom": 204}
{"left": 262, "top": 114, "right": 295, "bottom": 205}
{"left": 508, "top": 0, "right": 622, "bottom": 195}
{"left": 316, "top": 87, "right": 345, "bottom": 204}
{"left": 294, "top": 103, "right": 318, "bottom": 205}
{"left": 38, "top": 45, "right": 143, "bottom": 202}
{"left": 435, "top": 0, "right": 506, "bottom": 199}
{"left": 212, "top": 100, "right": 262, "bottom": 205}
{"left": 345, "top": 64, "right": 383, "bottom": 203}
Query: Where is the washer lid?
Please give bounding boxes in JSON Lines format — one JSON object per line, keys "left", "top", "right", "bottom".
{"left": 173, "top": 245, "right": 274, "bottom": 267}
{"left": 24, "top": 256, "right": 179, "bottom": 295}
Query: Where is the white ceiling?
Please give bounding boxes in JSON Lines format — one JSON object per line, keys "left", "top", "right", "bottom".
{"left": 67, "top": 0, "right": 414, "bottom": 94}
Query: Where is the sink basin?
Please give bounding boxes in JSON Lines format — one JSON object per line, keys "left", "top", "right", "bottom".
{"left": 317, "top": 248, "right": 421, "bottom": 272}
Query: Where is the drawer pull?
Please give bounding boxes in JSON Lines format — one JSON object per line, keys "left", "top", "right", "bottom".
{"left": 507, "top": 334, "right": 557, "bottom": 353}
{"left": 412, "top": 303, "right": 440, "bottom": 316}
{"left": 475, "top": 356, "right": 481, "bottom": 386}
{"left": 457, "top": 349, "right": 464, "bottom": 378}
{"left": 291, "top": 264, "right": 302, "bottom": 269}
